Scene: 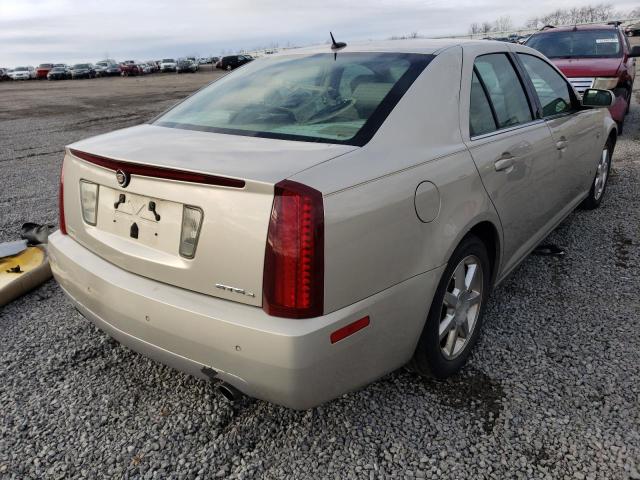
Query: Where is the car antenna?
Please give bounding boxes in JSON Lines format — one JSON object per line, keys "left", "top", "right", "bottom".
{"left": 330, "top": 32, "right": 347, "bottom": 60}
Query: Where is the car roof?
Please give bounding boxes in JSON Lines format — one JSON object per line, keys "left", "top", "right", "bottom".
{"left": 271, "top": 38, "right": 517, "bottom": 57}
{"left": 534, "top": 24, "right": 619, "bottom": 33}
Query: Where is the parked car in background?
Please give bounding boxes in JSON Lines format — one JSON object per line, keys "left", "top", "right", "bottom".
{"left": 177, "top": 59, "right": 198, "bottom": 73}
{"left": 51, "top": 40, "right": 617, "bottom": 409}
{"left": 35, "top": 63, "right": 54, "bottom": 79}
{"left": 0, "top": 68, "right": 10, "bottom": 81}
{"left": 211, "top": 56, "right": 220, "bottom": 65}
{"left": 160, "top": 59, "right": 177, "bottom": 72}
{"left": 70, "top": 63, "right": 96, "bottom": 79}
{"left": 145, "top": 61, "right": 159, "bottom": 73}
{"left": 525, "top": 24, "right": 639, "bottom": 132}
{"left": 624, "top": 22, "right": 640, "bottom": 37}
{"left": 8, "top": 66, "right": 35, "bottom": 80}
{"left": 216, "top": 55, "right": 253, "bottom": 70}
{"left": 47, "top": 66, "right": 72, "bottom": 80}
{"left": 120, "top": 61, "right": 143, "bottom": 77}
{"left": 95, "top": 60, "right": 121, "bottom": 77}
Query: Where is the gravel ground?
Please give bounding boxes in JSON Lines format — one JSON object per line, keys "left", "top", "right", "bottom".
{"left": 1, "top": 65, "right": 639, "bottom": 480}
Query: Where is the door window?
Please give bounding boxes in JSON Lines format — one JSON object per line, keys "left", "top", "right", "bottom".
{"left": 473, "top": 54, "right": 533, "bottom": 129}
{"left": 470, "top": 70, "right": 498, "bottom": 136}
{"left": 518, "top": 54, "right": 573, "bottom": 117}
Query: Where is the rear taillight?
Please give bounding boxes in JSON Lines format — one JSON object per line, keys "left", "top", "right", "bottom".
{"left": 59, "top": 160, "right": 67, "bottom": 234}
{"left": 263, "top": 180, "right": 324, "bottom": 319}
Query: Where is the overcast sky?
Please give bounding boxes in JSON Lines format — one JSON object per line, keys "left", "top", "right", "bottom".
{"left": 1, "top": 0, "right": 638, "bottom": 66}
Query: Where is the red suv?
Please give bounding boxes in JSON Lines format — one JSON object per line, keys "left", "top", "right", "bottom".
{"left": 35, "top": 63, "right": 54, "bottom": 80}
{"left": 526, "top": 24, "right": 640, "bottom": 132}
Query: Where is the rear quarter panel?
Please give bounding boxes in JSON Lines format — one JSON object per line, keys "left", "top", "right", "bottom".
{"left": 291, "top": 46, "right": 500, "bottom": 314}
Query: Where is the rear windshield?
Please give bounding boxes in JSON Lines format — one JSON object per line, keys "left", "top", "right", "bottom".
{"left": 155, "top": 52, "right": 432, "bottom": 146}
{"left": 162, "top": 59, "right": 175, "bottom": 63}
{"left": 526, "top": 30, "right": 622, "bottom": 58}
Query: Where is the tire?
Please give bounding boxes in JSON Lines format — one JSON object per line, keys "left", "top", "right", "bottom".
{"left": 614, "top": 87, "right": 632, "bottom": 116}
{"left": 626, "top": 88, "right": 631, "bottom": 115}
{"left": 409, "top": 234, "right": 491, "bottom": 379}
{"left": 580, "top": 138, "right": 613, "bottom": 210}
{"left": 226, "top": 65, "right": 232, "bottom": 71}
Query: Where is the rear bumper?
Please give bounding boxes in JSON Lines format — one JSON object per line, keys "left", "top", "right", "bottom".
{"left": 48, "top": 231, "right": 442, "bottom": 409}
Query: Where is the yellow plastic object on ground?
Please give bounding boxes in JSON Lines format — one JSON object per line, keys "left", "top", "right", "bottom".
{"left": 0, "top": 245, "right": 52, "bottom": 307}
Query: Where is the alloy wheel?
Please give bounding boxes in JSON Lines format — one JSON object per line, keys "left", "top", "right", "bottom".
{"left": 593, "top": 148, "right": 610, "bottom": 201}
{"left": 439, "top": 255, "right": 484, "bottom": 360}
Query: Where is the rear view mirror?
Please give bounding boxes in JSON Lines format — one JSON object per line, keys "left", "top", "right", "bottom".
{"left": 582, "top": 89, "right": 614, "bottom": 108}
{"left": 629, "top": 45, "right": 640, "bottom": 58}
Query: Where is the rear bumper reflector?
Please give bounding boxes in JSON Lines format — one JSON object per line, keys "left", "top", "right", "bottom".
{"left": 330, "top": 316, "right": 370, "bottom": 344}
{"left": 69, "top": 149, "right": 245, "bottom": 189}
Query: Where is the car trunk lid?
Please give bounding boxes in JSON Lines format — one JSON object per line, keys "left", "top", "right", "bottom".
{"left": 62, "top": 125, "right": 355, "bottom": 306}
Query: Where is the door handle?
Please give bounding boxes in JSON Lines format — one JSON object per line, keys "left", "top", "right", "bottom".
{"left": 494, "top": 153, "right": 515, "bottom": 172}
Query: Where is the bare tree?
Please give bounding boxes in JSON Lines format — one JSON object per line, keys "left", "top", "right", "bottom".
{"left": 469, "top": 23, "right": 481, "bottom": 35}
{"left": 481, "top": 22, "right": 493, "bottom": 34}
{"left": 525, "top": 17, "right": 540, "bottom": 29}
{"left": 532, "top": 3, "right": 616, "bottom": 27}
{"left": 494, "top": 15, "right": 513, "bottom": 32}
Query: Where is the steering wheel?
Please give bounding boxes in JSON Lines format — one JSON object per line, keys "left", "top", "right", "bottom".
{"left": 306, "top": 99, "right": 356, "bottom": 124}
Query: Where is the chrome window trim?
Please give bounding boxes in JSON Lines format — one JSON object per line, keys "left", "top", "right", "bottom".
{"left": 469, "top": 119, "right": 546, "bottom": 142}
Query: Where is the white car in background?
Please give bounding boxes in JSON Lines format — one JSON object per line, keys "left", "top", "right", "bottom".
{"left": 160, "top": 58, "right": 177, "bottom": 72}
{"left": 9, "top": 66, "right": 35, "bottom": 80}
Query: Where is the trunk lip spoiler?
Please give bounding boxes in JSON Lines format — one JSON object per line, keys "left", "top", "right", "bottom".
{"left": 68, "top": 148, "right": 246, "bottom": 189}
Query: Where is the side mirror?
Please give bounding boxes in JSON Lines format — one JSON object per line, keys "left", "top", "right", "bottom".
{"left": 629, "top": 45, "right": 640, "bottom": 58}
{"left": 581, "top": 88, "right": 614, "bottom": 108}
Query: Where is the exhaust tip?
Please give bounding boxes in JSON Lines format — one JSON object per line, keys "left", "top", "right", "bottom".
{"left": 217, "top": 383, "right": 243, "bottom": 403}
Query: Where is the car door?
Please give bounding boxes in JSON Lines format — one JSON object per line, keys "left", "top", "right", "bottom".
{"left": 516, "top": 52, "right": 602, "bottom": 206}
{"left": 462, "top": 50, "right": 560, "bottom": 276}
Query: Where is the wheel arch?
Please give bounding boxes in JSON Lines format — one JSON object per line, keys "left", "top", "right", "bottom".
{"left": 441, "top": 215, "right": 503, "bottom": 288}
{"left": 607, "top": 127, "right": 617, "bottom": 149}
{"left": 466, "top": 221, "right": 501, "bottom": 286}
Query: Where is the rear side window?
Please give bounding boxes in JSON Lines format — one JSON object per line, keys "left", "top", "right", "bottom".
{"left": 470, "top": 70, "right": 497, "bottom": 136}
{"left": 474, "top": 54, "right": 533, "bottom": 130}
{"left": 518, "top": 54, "right": 573, "bottom": 117}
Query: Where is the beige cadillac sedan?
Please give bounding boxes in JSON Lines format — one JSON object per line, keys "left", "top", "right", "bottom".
{"left": 49, "top": 39, "right": 617, "bottom": 409}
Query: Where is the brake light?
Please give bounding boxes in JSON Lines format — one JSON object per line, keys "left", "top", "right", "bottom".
{"left": 59, "top": 160, "right": 67, "bottom": 234}
{"left": 263, "top": 180, "right": 324, "bottom": 319}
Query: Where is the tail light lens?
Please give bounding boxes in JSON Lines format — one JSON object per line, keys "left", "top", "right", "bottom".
{"left": 179, "top": 206, "right": 203, "bottom": 258}
{"left": 59, "top": 160, "right": 67, "bottom": 235}
{"left": 263, "top": 180, "right": 324, "bottom": 319}
{"left": 79, "top": 180, "right": 99, "bottom": 225}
